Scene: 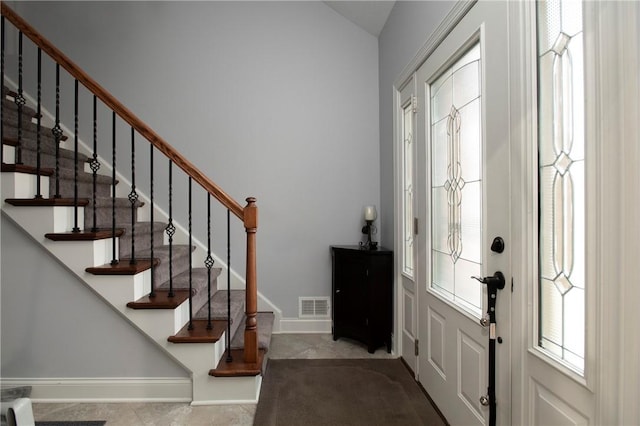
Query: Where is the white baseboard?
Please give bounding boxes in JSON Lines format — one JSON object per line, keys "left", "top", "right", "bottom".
{"left": 2, "top": 377, "right": 192, "bottom": 403}
{"left": 275, "top": 318, "right": 332, "bottom": 333}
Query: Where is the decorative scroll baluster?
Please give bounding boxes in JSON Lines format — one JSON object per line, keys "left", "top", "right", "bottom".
{"left": 128, "top": 128, "right": 138, "bottom": 264}
{"left": 35, "top": 48, "right": 42, "bottom": 198}
{"left": 188, "top": 177, "right": 193, "bottom": 330}
{"left": 15, "top": 31, "right": 24, "bottom": 165}
{"left": 226, "top": 209, "right": 233, "bottom": 362}
{"left": 205, "top": 194, "right": 214, "bottom": 330}
{"left": 72, "top": 79, "right": 80, "bottom": 233}
{"left": 1, "top": 16, "right": 4, "bottom": 166}
{"left": 110, "top": 111, "right": 118, "bottom": 265}
{"left": 166, "top": 160, "right": 175, "bottom": 297}
{"left": 149, "top": 144, "right": 155, "bottom": 297}
{"left": 52, "top": 64, "right": 62, "bottom": 198}
{"left": 90, "top": 95, "right": 100, "bottom": 232}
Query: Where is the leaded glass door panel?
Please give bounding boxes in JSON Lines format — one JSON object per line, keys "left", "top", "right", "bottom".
{"left": 416, "top": 2, "right": 511, "bottom": 425}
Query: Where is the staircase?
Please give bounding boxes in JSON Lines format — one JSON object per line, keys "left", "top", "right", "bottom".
{"left": 1, "top": 3, "right": 274, "bottom": 404}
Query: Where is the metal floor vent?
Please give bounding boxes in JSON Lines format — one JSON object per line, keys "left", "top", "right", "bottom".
{"left": 299, "top": 297, "right": 331, "bottom": 318}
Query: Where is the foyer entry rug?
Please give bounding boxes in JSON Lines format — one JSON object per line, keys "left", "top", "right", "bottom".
{"left": 253, "top": 359, "right": 446, "bottom": 426}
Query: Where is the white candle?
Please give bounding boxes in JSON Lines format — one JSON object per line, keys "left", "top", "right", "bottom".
{"left": 364, "top": 205, "right": 377, "bottom": 221}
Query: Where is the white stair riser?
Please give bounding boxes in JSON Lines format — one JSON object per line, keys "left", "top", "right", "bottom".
{"left": 46, "top": 239, "right": 116, "bottom": 268}
{"left": 88, "top": 273, "right": 151, "bottom": 306}
{"left": 3, "top": 205, "right": 84, "bottom": 234}
{"left": 3, "top": 145, "right": 16, "bottom": 164}
{"left": 2, "top": 173, "right": 50, "bottom": 199}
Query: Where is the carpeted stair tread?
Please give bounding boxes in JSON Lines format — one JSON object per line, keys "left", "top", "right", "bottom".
{"left": 165, "top": 288, "right": 241, "bottom": 345}
{"left": 138, "top": 244, "right": 195, "bottom": 288}
{"left": 17, "top": 143, "right": 91, "bottom": 166}
{"left": 195, "top": 289, "right": 244, "bottom": 321}
{"left": 155, "top": 267, "right": 221, "bottom": 292}
{"left": 83, "top": 197, "right": 145, "bottom": 233}
{"left": 55, "top": 168, "right": 112, "bottom": 184}
{"left": 2, "top": 125, "right": 69, "bottom": 153}
{"left": 90, "top": 197, "right": 145, "bottom": 208}
{"left": 117, "top": 221, "right": 166, "bottom": 258}
{"left": 86, "top": 258, "right": 158, "bottom": 275}
{"left": 230, "top": 312, "right": 275, "bottom": 351}
{"left": 50, "top": 169, "right": 115, "bottom": 200}
{"left": 2, "top": 98, "right": 39, "bottom": 120}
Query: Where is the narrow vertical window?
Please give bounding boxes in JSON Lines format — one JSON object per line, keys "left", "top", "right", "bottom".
{"left": 537, "top": 0, "right": 585, "bottom": 373}
{"left": 430, "top": 42, "right": 483, "bottom": 317}
{"left": 402, "top": 100, "right": 415, "bottom": 277}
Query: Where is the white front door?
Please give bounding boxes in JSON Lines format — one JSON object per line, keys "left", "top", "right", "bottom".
{"left": 415, "top": 2, "right": 511, "bottom": 425}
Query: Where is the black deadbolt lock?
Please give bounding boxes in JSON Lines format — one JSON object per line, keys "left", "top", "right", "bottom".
{"left": 491, "top": 236, "right": 505, "bottom": 253}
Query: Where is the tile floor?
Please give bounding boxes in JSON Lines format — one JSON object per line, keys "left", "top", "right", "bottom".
{"left": 32, "top": 334, "right": 396, "bottom": 425}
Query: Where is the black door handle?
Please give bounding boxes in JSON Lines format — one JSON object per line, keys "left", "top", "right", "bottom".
{"left": 471, "top": 271, "right": 505, "bottom": 290}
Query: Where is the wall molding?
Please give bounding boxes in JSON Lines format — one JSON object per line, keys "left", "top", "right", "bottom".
{"left": 275, "top": 318, "right": 331, "bottom": 334}
{"left": 1, "top": 378, "right": 192, "bottom": 403}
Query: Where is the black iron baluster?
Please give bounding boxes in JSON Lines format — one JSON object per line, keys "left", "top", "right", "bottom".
{"left": 14, "top": 31, "right": 24, "bottom": 165}
{"left": 110, "top": 111, "right": 118, "bottom": 265}
{"left": 35, "top": 48, "right": 42, "bottom": 198}
{"left": 52, "top": 64, "right": 62, "bottom": 198}
{"left": 226, "top": 209, "right": 233, "bottom": 362}
{"left": 1, "top": 16, "right": 4, "bottom": 166}
{"left": 90, "top": 96, "right": 100, "bottom": 232}
{"left": 128, "top": 128, "right": 138, "bottom": 264}
{"left": 72, "top": 79, "right": 80, "bottom": 233}
{"left": 149, "top": 144, "right": 155, "bottom": 297}
{"left": 165, "top": 160, "right": 175, "bottom": 297}
{"left": 205, "top": 193, "right": 214, "bottom": 330}
{"left": 188, "top": 177, "right": 193, "bottom": 330}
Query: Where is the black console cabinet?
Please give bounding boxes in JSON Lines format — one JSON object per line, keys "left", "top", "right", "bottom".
{"left": 331, "top": 245, "right": 393, "bottom": 353}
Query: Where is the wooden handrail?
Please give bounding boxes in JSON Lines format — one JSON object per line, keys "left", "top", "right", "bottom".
{"left": 0, "top": 2, "right": 244, "bottom": 220}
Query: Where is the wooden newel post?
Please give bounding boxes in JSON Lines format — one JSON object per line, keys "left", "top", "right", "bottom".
{"left": 243, "top": 197, "right": 259, "bottom": 364}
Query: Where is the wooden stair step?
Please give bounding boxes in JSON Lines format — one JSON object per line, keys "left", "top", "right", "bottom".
{"left": 209, "top": 348, "right": 267, "bottom": 377}
{"left": 168, "top": 319, "right": 227, "bottom": 344}
{"left": 4, "top": 197, "right": 89, "bottom": 206}
{"left": 3, "top": 135, "right": 69, "bottom": 146}
{"left": 86, "top": 258, "right": 158, "bottom": 275}
{"left": 2, "top": 163, "right": 54, "bottom": 176}
{"left": 126, "top": 289, "right": 190, "bottom": 309}
{"left": 45, "top": 228, "right": 125, "bottom": 241}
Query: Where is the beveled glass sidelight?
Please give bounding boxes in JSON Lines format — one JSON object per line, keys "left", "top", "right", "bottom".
{"left": 537, "top": 0, "right": 585, "bottom": 374}
{"left": 402, "top": 102, "right": 415, "bottom": 277}
{"left": 430, "top": 42, "right": 483, "bottom": 317}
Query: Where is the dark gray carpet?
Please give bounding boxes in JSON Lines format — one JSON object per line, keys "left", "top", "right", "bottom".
{"left": 253, "top": 359, "right": 446, "bottom": 426}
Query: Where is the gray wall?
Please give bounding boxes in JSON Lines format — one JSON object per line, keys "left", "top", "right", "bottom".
{"left": 6, "top": 1, "right": 380, "bottom": 318}
{"left": 377, "top": 1, "right": 455, "bottom": 248}
{"left": 1, "top": 216, "right": 188, "bottom": 378}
